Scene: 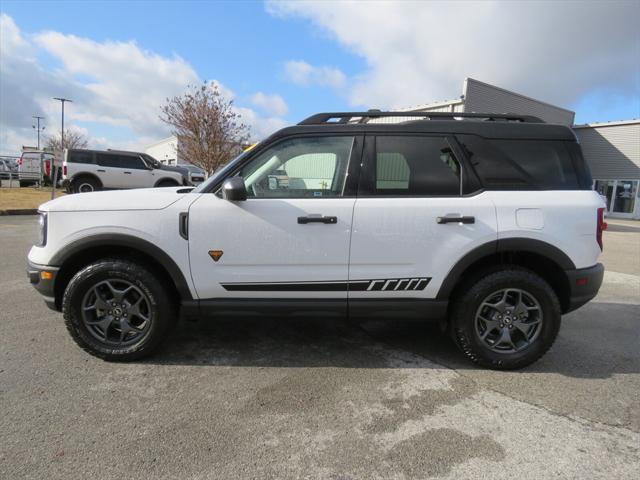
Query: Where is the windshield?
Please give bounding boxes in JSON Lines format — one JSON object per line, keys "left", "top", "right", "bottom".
{"left": 192, "top": 148, "right": 253, "bottom": 193}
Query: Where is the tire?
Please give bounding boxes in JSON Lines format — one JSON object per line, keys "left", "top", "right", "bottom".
{"left": 156, "top": 180, "right": 179, "bottom": 188}
{"left": 449, "top": 268, "right": 561, "bottom": 370}
{"left": 72, "top": 176, "right": 101, "bottom": 193}
{"left": 62, "top": 258, "right": 177, "bottom": 361}
{"left": 19, "top": 180, "right": 34, "bottom": 187}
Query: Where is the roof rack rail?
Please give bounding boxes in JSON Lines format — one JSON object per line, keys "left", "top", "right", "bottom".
{"left": 298, "top": 111, "right": 544, "bottom": 125}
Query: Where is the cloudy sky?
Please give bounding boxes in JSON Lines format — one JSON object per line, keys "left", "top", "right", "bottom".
{"left": 1, "top": 0, "right": 638, "bottom": 155}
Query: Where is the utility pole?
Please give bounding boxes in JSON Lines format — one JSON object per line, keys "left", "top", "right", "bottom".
{"left": 32, "top": 115, "right": 45, "bottom": 150}
{"left": 53, "top": 97, "right": 72, "bottom": 150}
{"left": 52, "top": 97, "right": 72, "bottom": 199}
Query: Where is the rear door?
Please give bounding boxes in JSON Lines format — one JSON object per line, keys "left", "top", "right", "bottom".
{"left": 19, "top": 153, "right": 42, "bottom": 181}
{"left": 348, "top": 134, "right": 498, "bottom": 306}
{"left": 95, "top": 153, "right": 125, "bottom": 188}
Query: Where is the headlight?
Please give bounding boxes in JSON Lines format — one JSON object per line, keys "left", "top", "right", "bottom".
{"left": 37, "top": 212, "right": 47, "bottom": 247}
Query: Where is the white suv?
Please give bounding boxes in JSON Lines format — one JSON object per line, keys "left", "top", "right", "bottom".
{"left": 62, "top": 149, "right": 188, "bottom": 193}
{"left": 28, "top": 112, "right": 605, "bottom": 369}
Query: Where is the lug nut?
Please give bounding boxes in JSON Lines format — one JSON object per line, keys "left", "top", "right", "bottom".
{"left": 108, "top": 310, "right": 112, "bottom": 314}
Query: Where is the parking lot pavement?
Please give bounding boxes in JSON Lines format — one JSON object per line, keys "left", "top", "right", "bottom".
{"left": 1, "top": 215, "right": 639, "bottom": 480}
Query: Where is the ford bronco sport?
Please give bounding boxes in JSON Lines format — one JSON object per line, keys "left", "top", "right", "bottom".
{"left": 27, "top": 111, "right": 605, "bottom": 369}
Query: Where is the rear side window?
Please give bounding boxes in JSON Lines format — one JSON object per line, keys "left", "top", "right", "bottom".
{"left": 371, "top": 136, "right": 461, "bottom": 196}
{"left": 68, "top": 151, "right": 94, "bottom": 164}
{"left": 457, "top": 135, "right": 579, "bottom": 189}
{"left": 96, "top": 153, "right": 145, "bottom": 169}
{"left": 96, "top": 153, "right": 117, "bottom": 167}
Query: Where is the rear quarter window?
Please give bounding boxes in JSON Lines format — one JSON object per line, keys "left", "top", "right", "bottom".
{"left": 68, "top": 151, "right": 95, "bottom": 164}
{"left": 457, "top": 135, "right": 581, "bottom": 190}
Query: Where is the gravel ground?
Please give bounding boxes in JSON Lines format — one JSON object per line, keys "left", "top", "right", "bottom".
{"left": 1, "top": 215, "right": 638, "bottom": 479}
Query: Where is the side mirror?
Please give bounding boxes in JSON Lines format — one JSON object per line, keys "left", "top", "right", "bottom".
{"left": 222, "top": 176, "right": 248, "bottom": 201}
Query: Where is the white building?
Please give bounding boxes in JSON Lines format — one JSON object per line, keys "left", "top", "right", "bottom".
{"left": 145, "top": 136, "right": 182, "bottom": 166}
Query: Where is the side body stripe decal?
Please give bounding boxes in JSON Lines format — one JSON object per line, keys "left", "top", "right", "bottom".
{"left": 221, "top": 278, "right": 431, "bottom": 292}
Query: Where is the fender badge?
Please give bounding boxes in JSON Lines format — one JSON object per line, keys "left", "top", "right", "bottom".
{"left": 208, "top": 250, "right": 223, "bottom": 262}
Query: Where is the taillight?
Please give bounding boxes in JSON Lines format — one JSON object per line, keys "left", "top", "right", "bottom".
{"left": 63, "top": 165, "right": 67, "bottom": 176}
{"left": 44, "top": 160, "right": 51, "bottom": 176}
{"left": 596, "top": 207, "right": 607, "bottom": 251}
{"left": 17, "top": 156, "right": 23, "bottom": 166}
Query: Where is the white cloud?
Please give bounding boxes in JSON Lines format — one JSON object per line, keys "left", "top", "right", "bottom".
{"left": 0, "top": 14, "right": 289, "bottom": 154}
{"left": 250, "top": 92, "right": 289, "bottom": 116}
{"left": 269, "top": 1, "right": 640, "bottom": 110}
{"left": 33, "top": 30, "right": 200, "bottom": 135}
{"left": 284, "top": 60, "right": 346, "bottom": 89}
{"left": 235, "top": 106, "right": 289, "bottom": 141}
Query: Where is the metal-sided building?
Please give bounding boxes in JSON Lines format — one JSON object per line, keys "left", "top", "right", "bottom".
{"left": 405, "top": 78, "right": 640, "bottom": 219}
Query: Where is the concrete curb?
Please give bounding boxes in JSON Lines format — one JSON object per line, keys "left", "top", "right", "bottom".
{"left": 0, "top": 209, "right": 38, "bottom": 216}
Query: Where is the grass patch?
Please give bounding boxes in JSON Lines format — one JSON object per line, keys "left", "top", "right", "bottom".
{"left": 0, "top": 187, "right": 65, "bottom": 210}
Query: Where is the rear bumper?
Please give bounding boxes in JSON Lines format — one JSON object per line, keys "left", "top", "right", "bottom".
{"left": 565, "top": 263, "right": 604, "bottom": 313}
{"left": 27, "top": 260, "right": 60, "bottom": 311}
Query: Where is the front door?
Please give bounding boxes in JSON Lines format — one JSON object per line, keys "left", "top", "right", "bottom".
{"left": 117, "top": 155, "right": 153, "bottom": 188}
{"left": 188, "top": 135, "right": 362, "bottom": 309}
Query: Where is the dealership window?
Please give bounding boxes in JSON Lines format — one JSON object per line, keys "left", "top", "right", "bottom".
{"left": 595, "top": 179, "right": 638, "bottom": 216}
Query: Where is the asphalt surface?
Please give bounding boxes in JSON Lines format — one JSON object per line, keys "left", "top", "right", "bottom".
{"left": 1, "top": 215, "right": 639, "bottom": 479}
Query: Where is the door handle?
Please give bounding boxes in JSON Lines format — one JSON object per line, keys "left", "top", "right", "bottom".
{"left": 97, "top": 169, "right": 106, "bottom": 173}
{"left": 297, "top": 215, "right": 338, "bottom": 224}
{"left": 437, "top": 216, "right": 475, "bottom": 224}
{"left": 123, "top": 171, "right": 132, "bottom": 174}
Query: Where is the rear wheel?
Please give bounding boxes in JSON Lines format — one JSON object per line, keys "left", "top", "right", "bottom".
{"left": 449, "top": 269, "right": 561, "bottom": 370}
{"left": 72, "top": 176, "right": 100, "bottom": 193}
{"left": 62, "top": 258, "right": 176, "bottom": 361}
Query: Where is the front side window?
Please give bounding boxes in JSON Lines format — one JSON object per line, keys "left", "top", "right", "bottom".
{"left": 237, "top": 136, "right": 354, "bottom": 198}
{"left": 372, "top": 136, "right": 461, "bottom": 196}
{"left": 118, "top": 155, "right": 147, "bottom": 169}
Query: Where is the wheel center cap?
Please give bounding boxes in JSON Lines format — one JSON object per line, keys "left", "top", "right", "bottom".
{"left": 504, "top": 317, "right": 512, "bottom": 324}
{"left": 113, "top": 307, "right": 123, "bottom": 317}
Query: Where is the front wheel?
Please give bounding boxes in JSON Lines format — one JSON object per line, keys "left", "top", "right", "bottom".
{"left": 62, "top": 258, "right": 176, "bottom": 361}
{"left": 449, "top": 269, "right": 561, "bottom": 370}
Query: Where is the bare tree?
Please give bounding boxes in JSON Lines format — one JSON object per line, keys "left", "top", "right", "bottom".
{"left": 44, "top": 129, "right": 89, "bottom": 151}
{"left": 160, "top": 82, "right": 250, "bottom": 175}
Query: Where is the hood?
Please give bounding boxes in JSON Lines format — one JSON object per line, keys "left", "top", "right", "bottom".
{"left": 39, "top": 186, "right": 194, "bottom": 212}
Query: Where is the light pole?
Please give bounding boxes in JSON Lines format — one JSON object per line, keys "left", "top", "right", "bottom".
{"left": 53, "top": 97, "right": 72, "bottom": 150}
{"left": 52, "top": 97, "right": 72, "bottom": 199}
{"left": 32, "top": 115, "right": 45, "bottom": 150}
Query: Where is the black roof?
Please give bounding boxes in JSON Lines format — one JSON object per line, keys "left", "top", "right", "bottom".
{"left": 268, "top": 111, "right": 576, "bottom": 141}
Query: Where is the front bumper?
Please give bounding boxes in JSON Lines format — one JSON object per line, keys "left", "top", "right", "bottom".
{"left": 565, "top": 263, "right": 604, "bottom": 313}
{"left": 27, "top": 260, "right": 60, "bottom": 311}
